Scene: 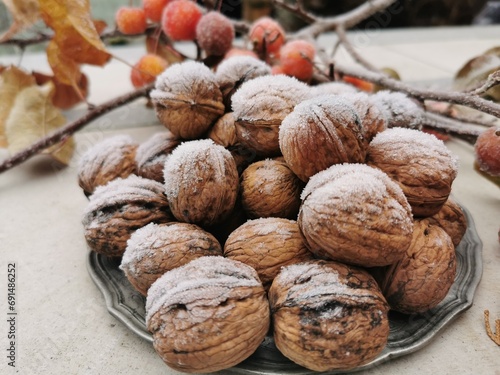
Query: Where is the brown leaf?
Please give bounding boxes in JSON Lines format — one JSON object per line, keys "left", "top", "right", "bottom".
{"left": 0, "top": 0, "right": 39, "bottom": 42}
{"left": 454, "top": 47, "right": 500, "bottom": 101}
{"left": 0, "top": 66, "right": 36, "bottom": 148}
{"left": 33, "top": 71, "right": 89, "bottom": 109}
{"left": 46, "top": 40, "right": 82, "bottom": 87}
{"left": 5, "top": 82, "right": 74, "bottom": 166}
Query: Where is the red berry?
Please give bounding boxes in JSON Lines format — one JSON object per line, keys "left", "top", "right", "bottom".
{"left": 224, "top": 48, "right": 258, "bottom": 60}
{"left": 279, "top": 40, "right": 315, "bottom": 81}
{"left": 161, "top": 0, "right": 202, "bottom": 41}
{"left": 474, "top": 126, "right": 500, "bottom": 177}
{"left": 249, "top": 17, "right": 285, "bottom": 59}
{"left": 143, "top": 0, "right": 171, "bottom": 23}
{"left": 342, "top": 75, "right": 374, "bottom": 92}
{"left": 196, "top": 11, "right": 234, "bottom": 56}
{"left": 116, "top": 7, "right": 147, "bottom": 35}
{"left": 271, "top": 65, "right": 285, "bottom": 75}
{"left": 131, "top": 54, "right": 168, "bottom": 88}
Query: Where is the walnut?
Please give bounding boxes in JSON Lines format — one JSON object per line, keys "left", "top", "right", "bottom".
{"left": 231, "top": 74, "right": 311, "bottom": 157}
{"left": 146, "top": 256, "right": 270, "bottom": 373}
{"left": 82, "top": 175, "right": 173, "bottom": 257}
{"left": 215, "top": 55, "right": 272, "bottom": 110}
{"left": 77, "top": 135, "right": 137, "bottom": 196}
{"left": 163, "top": 139, "right": 239, "bottom": 227}
{"left": 208, "top": 112, "right": 259, "bottom": 173}
{"left": 366, "top": 127, "right": 459, "bottom": 217}
{"left": 120, "top": 222, "right": 222, "bottom": 296}
{"left": 135, "top": 131, "right": 180, "bottom": 182}
{"left": 279, "top": 95, "right": 366, "bottom": 182}
{"left": 426, "top": 197, "right": 467, "bottom": 247}
{"left": 298, "top": 163, "right": 413, "bottom": 267}
{"left": 204, "top": 199, "right": 248, "bottom": 247}
{"left": 240, "top": 158, "right": 305, "bottom": 219}
{"left": 343, "top": 92, "right": 387, "bottom": 142}
{"left": 371, "top": 90, "right": 423, "bottom": 129}
{"left": 150, "top": 61, "right": 225, "bottom": 139}
{"left": 374, "top": 219, "right": 456, "bottom": 314}
{"left": 309, "top": 81, "right": 359, "bottom": 96}
{"left": 224, "top": 218, "right": 314, "bottom": 290}
{"left": 269, "top": 260, "right": 390, "bottom": 372}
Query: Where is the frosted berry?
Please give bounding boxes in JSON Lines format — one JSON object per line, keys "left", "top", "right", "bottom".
{"left": 249, "top": 17, "right": 285, "bottom": 59}
{"left": 279, "top": 40, "right": 315, "bottom": 81}
{"left": 143, "top": 0, "right": 171, "bottom": 23}
{"left": 130, "top": 54, "right": 169, "bottom": 88}
{"left": 116, "top": 7, "right": 147, "bottom": 35}
{"left": 196, "top": 11, "right": 235, "bottom": 56}
{"left": 161, "top": 0, "right": 202, "bottom": 41}
{"left": 224, "top": 48, "right": 258, "bottom": 60}
{"left": 475, "top": 126, "right": 500, "bottom": 177}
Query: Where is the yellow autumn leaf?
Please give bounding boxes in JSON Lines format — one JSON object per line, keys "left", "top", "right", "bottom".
{"left": 0, "top": 66, "right": 37, "bottom": 148}
{"left": 0, "top": 0, "right": 39, "bottom": 42}
{"left": 5, "top": 82, "right": 75, "bottom": 166}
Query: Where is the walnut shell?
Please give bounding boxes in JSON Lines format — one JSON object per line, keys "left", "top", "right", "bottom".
{"left": 426, "top": 197, "right": 467, "bottom": 247}
{"left": 120, "top": 222, "right": 222, "bottom": 296}
{"left": 215, "top": 55, "right": 272, "bottom": 110}
{"left": 224, "top": 218, "right": 314, "bottom": 290}
{"left": 309, "top": 81, "right": 359, "bottom": 97}
{"left": 343, "top": 92, "right": 387, "bottom": 142}
{"left": 371, "top": 90, "right": 423, "bottom": 129}
{"left": 163, "top": 139, "right": 239, "bottom": 227}
{"left": 366, "top": 127, "right": 459, "bottom": 217}
{"left": 135, "top": 131, "right": 181, "bottom": 182}
{"left": 151, "top": 61, "right": 225, "bottom": 139}
{"left": 269, "top": 260, "right": 390, "bottom": 372}
{"left": 146, "top": 256, "right": 270, "bottom": 373}
{"left": 77, "top": 135, "right": 137, "bottom": 196}
{"left": 298, "top": 163, "right": 414, "bottom": 267}
{"left": 279, "top": 95, "right": 366, "bottom": 182}
{"left": 375, "top": 219, "right": 457, "bottom": 314}
{"left": 240, "top": 159, "right": 305, "bottom": 219}
{"left": 82, "top": 175, "right": 173, "bottom": 257}
{"left": 231, "top": 74, "right": 311, "bottom": 157}
{"left": 208, "top": 112, "right": 259, "bottom": 173}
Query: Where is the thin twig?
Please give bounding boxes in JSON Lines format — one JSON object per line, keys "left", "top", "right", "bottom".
{"left": 0, "top": 83, "right": 154, "bottom": 174}
{"left": 335, "top": 63, "right": 500, "bottom": 118}
{"left": 336, "top": 25, "right": 379, "bottom": 72}
{"left": 472, "top": 70, "right": 500, "bottom": 96}
{"left": 272, "top": 0, "right": 317, "bottom": 23}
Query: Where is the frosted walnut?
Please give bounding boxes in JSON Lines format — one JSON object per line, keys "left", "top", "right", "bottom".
{"left": 374, "top": 219, "right": 457, "bottom": 314}
{"left": 78, "top": 135, "right": 137, "bottom": 196}
{"left": 309, "top": 81, "right": 358, "bottom": 97}
{"left": 146, "top": 256, "right": 270, "bottom": 373}
{"left": 299, "top": 163, "right": 413, "bottom": 267}
{"left": 371, "top": 90, "right": 423, "bottom": 129}
{"left": 366, "top": 127, "right": 459, "bottom": 217}
{"left": 269, "top": 260, "right": 390, "bottom": 372}
{"left": 120, "top": 222, "right": 222, "bottom": 296}
{"left": 215, "top": 55, "right": 272, "bottom": 110}
{"left": 151, "top": 61, "right": 225, "bottom": 139}
{"left": 82, "top": 175, "right": 173, "bottom": 257}
{"left": 163, "top": 139, "right": 239, "bottom": 227}
{"left": 426, "top": 197, "right": 467, "bottom": 247}
{"left": 231, "top": 74, "right": 311, "bottom": 157}
{"left": 224, "top": 218, "right": 314, "bottom": 290}
{"left": 279, "top": 95, "right": 366, "bottom": 182}
{"left": 342, "top": 92, "right": 387, "bottom": 142}
{"left": 240, "top": 158, "right": 304, "bottom": 219}
{"left": 135, "top": 131, "right": 180, "bottom": 182}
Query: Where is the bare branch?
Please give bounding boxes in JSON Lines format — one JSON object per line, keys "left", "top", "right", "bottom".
{"left": 272, "top": 0, "right": 318, "bottom": 23}
{"left": 472, "top": 70, "right": 500, "bottom": 96}
{"left": 335, "top": 25, "right": 379, "bottom": 72}
{"left": 0, "top": 83, "right": 154, "bottom": 174}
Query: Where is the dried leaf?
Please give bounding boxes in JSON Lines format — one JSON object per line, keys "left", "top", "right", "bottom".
{"left": 454, "top": 47, "right": 500, "bottom": 101}
{"left": 0, "top": 66, "right": 36, "bottom": 148}
{"left": 33, "top": 71, "right": 88, "bottom": 109}
{"left": 5, "top": 82, "right": 74, "bottom": 166}
{"left": 146, "top": 34, "right": 185, "bottom": 65}
{"left": 0, "top": 0, "right": 39, "bottom": 42}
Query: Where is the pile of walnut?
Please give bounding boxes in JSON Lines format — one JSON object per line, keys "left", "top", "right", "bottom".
{"left": 79, "top": 58, "right": 468, "bottom": 373}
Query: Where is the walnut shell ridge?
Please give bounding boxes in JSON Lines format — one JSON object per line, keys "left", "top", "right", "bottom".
{"left": 77, "top": 135, "right": 137, "bottom": 196}
{"left": 135, "top": 131, "right": 180, "bottom": 182}
{"left": 146, "top": 256, "right": 270, "bottom": 373}
{"left": 82, "top": 175, "right": 173, "bottom": 257}
{"left": 298, "top": 163, "right": 414, "bottom": 267}
{"left": 426, "top": 197, "right": 467, "bottom": 247}
{"left": 151, "top": 61, "right": 225, "bottom": 139}
{"left": 279, "top": 95, "right": 366, "bottom": 182}
{"left": 120, "top": 222, "right": 222, "bottom": 296}
{"left": 269, "top": 260, "right": 390, "bottom": 372}
{"left": 163, "top": 139, "right": 239, "bottom": 227}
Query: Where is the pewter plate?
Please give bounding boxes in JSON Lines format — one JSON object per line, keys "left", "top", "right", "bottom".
{"left": 87, "top": 206, "right": 482, "bottom": 374}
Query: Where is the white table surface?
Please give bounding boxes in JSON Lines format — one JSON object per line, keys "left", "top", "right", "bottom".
{"left": 1, "top": 25, "right": 500, "bottom": 374}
